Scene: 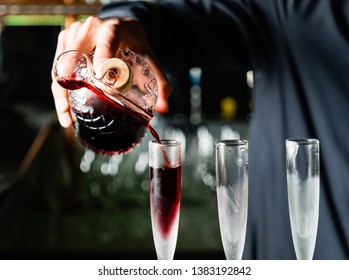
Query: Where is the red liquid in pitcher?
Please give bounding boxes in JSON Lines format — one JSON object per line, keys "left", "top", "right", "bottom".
{"left": 57, "top": 78, "right": 161, "bottom": 154}
{"left": 149, "top": 165, "right": 181, "bottom": 238}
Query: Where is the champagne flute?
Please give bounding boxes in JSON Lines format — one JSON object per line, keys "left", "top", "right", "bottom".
{"left": 215, "top": 139, "right": 248, "bottom": 260}
{"left": 286, "top": 138, "right": 320, "bottom": 260}
{"left": 149, "top": 140, "right": 182, "bottom": 260}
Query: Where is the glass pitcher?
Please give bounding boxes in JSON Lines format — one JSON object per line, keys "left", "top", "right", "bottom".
{"left": 52, "top": 49, "right": 158, "bottom": 155}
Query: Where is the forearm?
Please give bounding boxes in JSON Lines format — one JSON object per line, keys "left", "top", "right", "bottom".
{"left": 99, "top": 0, "right": 251, "bottom": 72}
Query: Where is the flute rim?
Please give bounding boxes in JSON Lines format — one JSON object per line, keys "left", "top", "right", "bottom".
{"left": 215, "top": 139, "right": 248, "bottom": 146}
{"left": 149, "top": 139, "right": 181, "bottom": 146}
{"left": 286, "top": 138, "right": 319, "bottom": 145}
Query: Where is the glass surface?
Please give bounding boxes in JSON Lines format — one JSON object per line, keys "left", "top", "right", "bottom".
{"left": 286, "top": 138, "right": 320, "bottom": 260}
{"left": 215, "top": 139, "right": 248, "bottom": 260}
{"left": 149, "top": 140, "right": 182, "bottom": 260}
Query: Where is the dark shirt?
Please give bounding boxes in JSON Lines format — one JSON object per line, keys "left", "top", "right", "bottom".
{"left": 100, "top": 0, "right": 349, "bottom": 259}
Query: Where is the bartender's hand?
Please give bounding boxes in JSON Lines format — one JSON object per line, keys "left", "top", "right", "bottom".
{"left": 51, "top": 16, "right": 170, "bottom": 128}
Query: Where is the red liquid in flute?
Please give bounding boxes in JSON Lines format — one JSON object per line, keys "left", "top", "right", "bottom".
{"left": 149, "top": 165, "right": 181, "bottom": 238}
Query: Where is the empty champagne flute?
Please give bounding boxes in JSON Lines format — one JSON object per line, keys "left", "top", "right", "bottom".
{"left": 286, "top": 138, "right": 320, "bottom": 260}
{"left": 149, "top": 140, "right": 182, "bottom": 260}
{"left": 215, "top": 139, "right": 248, "bottom": 260}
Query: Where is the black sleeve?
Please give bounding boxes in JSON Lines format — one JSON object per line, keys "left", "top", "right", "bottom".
{"left": 99, "top": 0, "right": 262, "bottom": 73}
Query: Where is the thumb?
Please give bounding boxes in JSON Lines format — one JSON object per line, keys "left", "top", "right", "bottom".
{"left": 93, "top": 18, "right": 121, "bottom": 70}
